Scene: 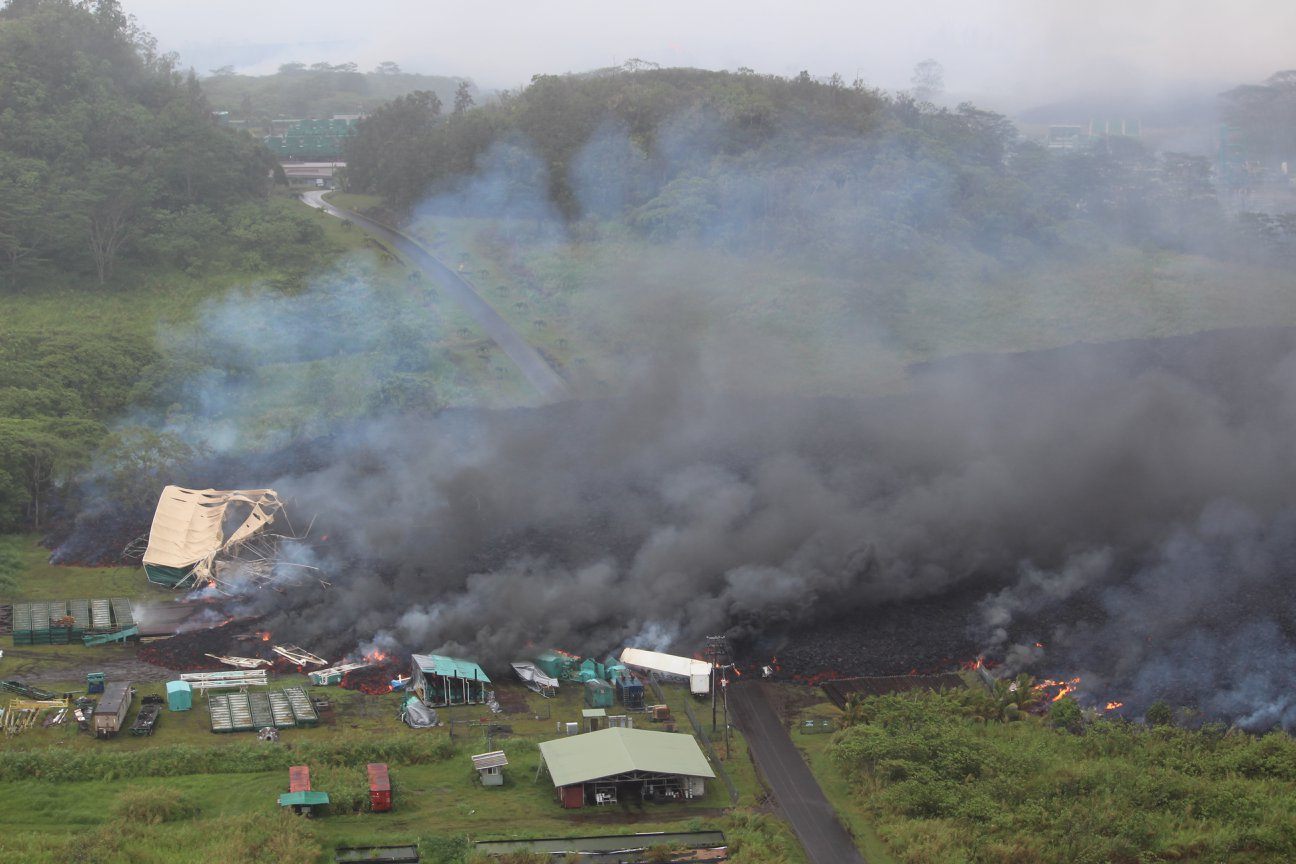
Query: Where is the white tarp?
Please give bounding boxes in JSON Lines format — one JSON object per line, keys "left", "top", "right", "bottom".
{"left": 619, "top": 647, "right": 712, "bottom": 695}
{"left": 142, "top": 486, "right": 282, "bottom": 584}
{"left": 511, "top": 661, "right": 559, "bottom": 695}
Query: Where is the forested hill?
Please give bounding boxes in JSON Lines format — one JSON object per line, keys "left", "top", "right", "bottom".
{"left": 346, "top": 67, "right": 1229, "bottom": 271}
{"left": 0, "top": 0, "right": 308, "bottom": 286}
{"left": 202, "top": 64, "right": 474, "bottom": 125}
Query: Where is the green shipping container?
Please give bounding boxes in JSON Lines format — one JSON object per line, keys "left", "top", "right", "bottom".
{"left": 584, "top": 678, "right": 614, "bottom": 709}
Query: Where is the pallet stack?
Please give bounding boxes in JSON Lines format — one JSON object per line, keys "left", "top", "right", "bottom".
{"left": 9, "top": 597, "right": 135, "bottom": 646}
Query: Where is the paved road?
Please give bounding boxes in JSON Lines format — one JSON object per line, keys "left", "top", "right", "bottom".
{"left": 730, "top": 681, "right": 867, "bottom": 864}
{"left": 301, "top": 190, "right": 571, "bottom": 402}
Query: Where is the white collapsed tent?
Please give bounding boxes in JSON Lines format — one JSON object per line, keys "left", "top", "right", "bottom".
{"left": 142, "top": 486, "right": 283, "bottom": 589}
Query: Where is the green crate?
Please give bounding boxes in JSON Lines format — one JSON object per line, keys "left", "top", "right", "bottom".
{"left": 49, "top": 601, "right": 70, "bottom": 643}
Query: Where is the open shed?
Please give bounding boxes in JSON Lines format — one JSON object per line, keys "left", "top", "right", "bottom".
{"left": 410, "top": 654, "right": 490, "bottom": 707}
{"left": 538, "top": 727, "right": 714, "bottom": 808}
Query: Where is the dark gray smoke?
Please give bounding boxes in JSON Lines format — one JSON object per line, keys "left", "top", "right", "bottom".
{"left": 225, "top": 326, "right": 1296, "bottom": 731}
{"left": 62, "top": 113, "right": 1296, "bottom": 731}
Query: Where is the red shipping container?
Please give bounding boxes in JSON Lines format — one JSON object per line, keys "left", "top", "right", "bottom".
{"left": 289, "top": 765, "right": 311, "bottom": 793}
{"left": 367, "top": 762, "right": 392, "bottom": 812}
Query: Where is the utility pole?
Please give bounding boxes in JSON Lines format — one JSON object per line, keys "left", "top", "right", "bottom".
{"left": 705, "top": 636, "right": 731, "bottom": 735}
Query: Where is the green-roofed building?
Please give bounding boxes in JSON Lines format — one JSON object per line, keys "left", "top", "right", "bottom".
{"left": 410, "top": 653, "right": 491, "bottom": 707}
{"left": 538, "top": 727, "right": 714, "bottom": 808}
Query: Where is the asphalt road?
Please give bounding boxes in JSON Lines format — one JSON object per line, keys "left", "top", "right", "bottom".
{"left": 300, "top": 190, "right": 571, "bottom": 403}
{"left": 730, "top": 680, "right": 868, "bottom": 864}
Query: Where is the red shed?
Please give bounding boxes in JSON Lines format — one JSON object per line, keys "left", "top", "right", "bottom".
{"left": 367, "top": 762, "right": 392, "bottom": 812}
{"left": 559, "top": 785, "right": 584, "bottom": 809}
{"left": 289, "top": 765, "right": 311, "bottom": 793}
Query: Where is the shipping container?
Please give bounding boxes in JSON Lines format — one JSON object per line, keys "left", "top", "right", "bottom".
{"left": 367, "top": 762, "right": 392, "bottom": 811}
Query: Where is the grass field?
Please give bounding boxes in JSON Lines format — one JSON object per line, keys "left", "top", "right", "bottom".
{"left": 395, "top": 210, "right": 1296, "bottom": 402}
{"left": 1, "top": 548, "right": 801, "bottom": 863}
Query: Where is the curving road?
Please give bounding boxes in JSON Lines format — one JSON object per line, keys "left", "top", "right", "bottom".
{"left": 301, "top": 190, "right": 570, "bottom": 403}
{"left": 730, "top": 681, "right": 868, "bottom": 864}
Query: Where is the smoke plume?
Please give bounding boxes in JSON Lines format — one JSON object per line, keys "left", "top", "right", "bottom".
{"left": 58, "top": 114, "right": 1296, "bottom": 731}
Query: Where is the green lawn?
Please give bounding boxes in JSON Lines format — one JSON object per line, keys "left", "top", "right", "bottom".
{"left": 2, "top": 528, "right": 796, "bottom": 862}
{"left": 0, "top": 673, "right": 800, "bottom": 863}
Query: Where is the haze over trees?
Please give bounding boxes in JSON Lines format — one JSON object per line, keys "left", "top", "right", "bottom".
{"left": 201, "top": 63, "right": 474, "bottom": 125}
{"left": 343, "top": 66, "right": 1246, "bottom": 278}
{"left": 1222, "top": 69, "right": 1296, "bottom": 170}
{"left": 0, "top": 0, "right": 333, "bottom": 532}
{"left": 0, "top": 0, "right": 295, "bottom": 285}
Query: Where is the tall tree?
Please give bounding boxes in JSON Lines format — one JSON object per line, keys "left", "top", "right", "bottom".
{"left": 453, "top": 80, "right": 475, "bottom": 114}
{"left": 911, "top": 58, "right": 944, "bottom": 103}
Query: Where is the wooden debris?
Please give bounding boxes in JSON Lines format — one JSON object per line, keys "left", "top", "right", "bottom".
{"left": 272, "top": 645, "right": 326, "bottom": 667}
{"left": 204, "top": 653, "right": 271, "bottom": 669}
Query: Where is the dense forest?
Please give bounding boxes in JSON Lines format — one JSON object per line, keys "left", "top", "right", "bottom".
{"left": 202, "top": 63, "right": 474, "bottom": 125}
{"left": 0, "top": 0, "right": 334, "bottom": 533}
{"left": 0, "top": 0, "right": 330, "bottom": 286}
{"left": 344, "top": 67, "right": 1232, "bottom": 274}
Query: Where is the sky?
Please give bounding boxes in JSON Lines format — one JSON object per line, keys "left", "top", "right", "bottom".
{"left": 122, "top": 1, "right": 1293, "bottom": 109}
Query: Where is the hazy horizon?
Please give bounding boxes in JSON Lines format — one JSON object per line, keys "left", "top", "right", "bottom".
{"left": 122, "top": 0, "right": 1291, "bottom": 112}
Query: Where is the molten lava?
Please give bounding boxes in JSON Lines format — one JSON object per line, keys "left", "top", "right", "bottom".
{"left": 1039, "top": 676, "right": 1081, "bottom": 702}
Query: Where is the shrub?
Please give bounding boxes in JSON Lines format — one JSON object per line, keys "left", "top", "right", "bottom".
{"left": 112, "top": 785, "right": 199, "bottom": 824}
{"left": 1146, "top": 701, "right": 1174, "bottom": 727}
{"left": 1049, "top": 697, "right": 1084, "bottom": 733}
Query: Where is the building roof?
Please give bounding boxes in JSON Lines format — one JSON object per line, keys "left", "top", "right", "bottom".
{"left": 166, "top": 680, "right": 191, "bottom": 693}
{"left": 278, "top": 791, "right": 330, "bottom": 807}
{"left": 539, "top": 727, "right": 715, "bottom": 787}
{"left": 472, "top": 751, "right": 509, "bottom": 770}
{"left": 411, "top": 653, "right": 491, "bottom": 683}
{"left": 582, "top": 708, "right": 607, "bottom": 718}
{"left": 95, "top": 682, "right": 131, "bottom": 715}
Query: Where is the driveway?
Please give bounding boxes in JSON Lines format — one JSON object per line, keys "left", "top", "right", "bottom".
{"left": 730, "top": 680, "right": 868, "bottom": 864}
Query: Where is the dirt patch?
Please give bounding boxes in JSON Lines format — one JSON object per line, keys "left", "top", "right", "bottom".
{"left": 5, "top": 649, "right": 175, "bottom": 684}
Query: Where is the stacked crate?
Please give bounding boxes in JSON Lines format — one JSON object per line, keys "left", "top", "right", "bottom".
{"left": 69, "top": 599, "right": 90, "bottom": 642}
{"left": 48, "top": 601, "right": 70, "bottom": 644}
{"left": 11, "top": 602, "right": 32, "bottom": 645}
{"left": 10, "top": 597, "right": 135, "bottom": 645}
{"left": 30, "top": 601, "right": 49, "bottom": 644}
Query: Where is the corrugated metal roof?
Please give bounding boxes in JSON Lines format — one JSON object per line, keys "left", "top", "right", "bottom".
{"left": 539, "top": 728, "right": 715, "bottom": 787}
{"left": 95, "top": 682, "right": 131, "bottom": 715}
{"left": 472, "top": 750, "right": 509, "bottom": 770}
{"left": 411, "top": 653, "right": 491, "bottom": 683}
